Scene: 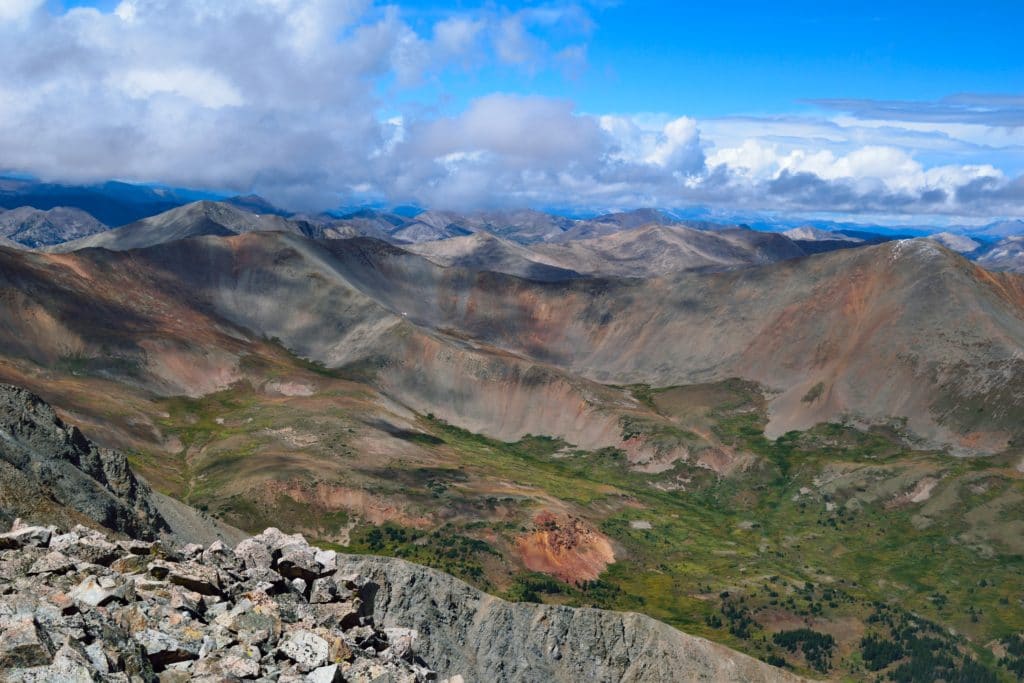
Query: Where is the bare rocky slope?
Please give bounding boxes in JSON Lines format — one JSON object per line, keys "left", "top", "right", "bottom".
{"left": 927, "top": 232, "right": 981, "bottom": 254}
{"left": 973, "top": 235, "right": 1024, "bottom": 273}
{"left": 0, "top": 235, "right": 24, "bottom": 250}
{"left": 782, "top": 226, "right": 862, "bottom": 243}
{"left": 399, "top": 209, "right": 577, "bottom": 244}
{"left": 0, "top": 523, "right": 437, "bottom": 682}
{"left": 49, "top": 201, "right": 313, "bottom": 253}
{"left": 204, "top": 233, "right": 1021, "bottom": 452}
{"left": 0, "top": 235, "right": 700, "bottom": 470}
{"left": 0, "top": 522, "right": 804, "bottom": 683}
{"left": 5, "top": 232, "right": 1024, "bottom": 454}
{"left": 551, "top": 208, "right": 678, "bottom": 242}
{"left": 406, "top": 232, "right": 583, "bottom": 281}
{"left": 409, "top": 225, "right": 808, "bottom": 280}
{"left": 532, "top": 225, "right": 806, "bottom": 277}
{"left": 0, "top": 383, "right": 168, "bottom": 539}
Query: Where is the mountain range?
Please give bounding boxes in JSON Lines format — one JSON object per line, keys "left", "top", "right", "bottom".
{"left": 0, "top": 184, "right": 1022, "bottom": 680}
{"left": 2, "top": 174, "right": 1023, "bottom": 269}
{"left": 4, "top": 200, "right": 1024, "bottom": 461}
{"left": 10, "top": 222, "right": 1022, "bottom": 454}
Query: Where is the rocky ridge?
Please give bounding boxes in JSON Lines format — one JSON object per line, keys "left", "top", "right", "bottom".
{"left": 0, "top": 523, "right": 436, "bottom": 682}
{"left": 336, "top": 554, "right": 806, "bottom": 683}
{"left": 974, "top": 235, "right": 1024, "bottom": 273}
{"left": 0, "top": 522, "right": 804, "bottom": 683}
{"left": 0, "top": 383, "right": 246, "bottom": 548}
{"left": 0, "top": 384, "right": 168, "bottom": 539}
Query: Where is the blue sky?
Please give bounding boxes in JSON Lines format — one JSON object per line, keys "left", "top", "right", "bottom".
{"left": 391, "top": 1, "right": 1024, "bottom": 117}
{"left": 5, "top": 1, "right": 1023, "bottom": 222}
{"left": 585, "top": 2, "right": 1021, "bottom": 115}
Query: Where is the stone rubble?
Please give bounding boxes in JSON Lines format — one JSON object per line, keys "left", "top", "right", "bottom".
{"left": 0, "top": 520, "right": 435, "bottom": 682}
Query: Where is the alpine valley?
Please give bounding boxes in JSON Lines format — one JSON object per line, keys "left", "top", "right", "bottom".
{"left": 0, "top": 192, "right": 1022, "bottom": 681}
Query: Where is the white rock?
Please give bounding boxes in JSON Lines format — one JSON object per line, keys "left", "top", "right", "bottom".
{"left": 277, "top": 630, "right": 329, "bottom": 672}
{"left": 69, "top": 575, "right": 133, "bottom": 607}
{"left": 307, "top": 663, "right": 343, "bottom": 682}
{"left": 314, "top": 549, "right": 337, "bottom": 574}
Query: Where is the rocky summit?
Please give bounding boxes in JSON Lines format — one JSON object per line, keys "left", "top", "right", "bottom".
{"left": 0, "top": 520, "right": 805, "bottom": 683}
{"left": 0, "top": 523, "right": 436, "bottom": 682}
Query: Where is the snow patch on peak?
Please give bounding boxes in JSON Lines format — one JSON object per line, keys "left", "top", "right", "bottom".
{"left": 889, "top": 238, "right": 946, "bottom": 263}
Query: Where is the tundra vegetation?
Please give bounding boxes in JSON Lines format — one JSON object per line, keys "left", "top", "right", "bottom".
{"left": 133, "top": 377, "right": 1024, "bottom": 681}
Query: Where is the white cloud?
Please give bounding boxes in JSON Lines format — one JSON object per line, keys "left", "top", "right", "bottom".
{"left": 113, "top": 2, "right": 136, "bottom": 22}
{"left": 0, "top": 1, "right": 1019, "bottom": 219}
{"left": 115, "top": 67, "right": 245, "bottom": 109}
{"left": 432, "top": 16, "right": 483, "bottom": 57}
{"left": 494, "top": 14, "right": 537, "bottom": 65}
{"left": 644, "top": 117, "right": 702, "bottom": 172}
{"left": 0, "top": 1, "right": 597, "bottom": 208}
{"left": 0, "top": 0, "right": 43, "bottom": 23}
{"left": 412, "top": 94, "right": 606, "bottom": 164}
{"left": 599, "top": 115, "right": 703, "bottom": 172}
{"left": 706, "top": 139, "right": 780, "bottom": 178}
{"left": 699, "top": 116, "right": 1023, "bottom": 219}
{"left": 492, "top": 5, "right": 592, "bottom": 69}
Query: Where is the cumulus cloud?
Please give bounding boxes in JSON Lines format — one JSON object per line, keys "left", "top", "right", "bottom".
{"left": 115, "top": 67, "right": 245, "bottom": 109}
{"left": 432, "top": 16, "right": 484, "bottom": 58}
{"left": 644, "top": 118, "right": 704, "bottom": 172}
{"left": 413, "top": 95, "right": 606, "bottom": 165}
{"left": 695, "top": 105, "right": 1023, "bottom": 219}
{"left": 0, "top": 1, "right": 597, "bottom": 208}
{"left": 382, "top": 94, "right": 611, "bottom": 207}
{"left": 0, "top": 1, "right": 1020, "bottom": 219}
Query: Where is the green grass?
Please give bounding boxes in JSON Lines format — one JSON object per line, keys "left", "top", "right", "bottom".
{"left": 347, "top": 388, "right": 1023, "bottom": 678}
{"left": 420, "top": 416, "right": 624, "bottom": 505}
{"left": 334, "top": 522, "right": 501, "bottom": 589}
{"left": 143, "top": 377, "right": 1023, "bottom": 679}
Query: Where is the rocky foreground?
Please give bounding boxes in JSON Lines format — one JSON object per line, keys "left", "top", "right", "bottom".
{"left": 0, "top": 523, "right": 434, "bottom": 682}
{"left": 0, "top": 519, "right": 805, "bottom": 683}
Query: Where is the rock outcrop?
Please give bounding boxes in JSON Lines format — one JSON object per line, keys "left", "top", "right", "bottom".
{"left": 336, "top": 554, "right": 806, "bottom": 683}
{"left": 0, "top": 524, "right": 434, "bottom": 682}
{"left": 0, "top": 384, "right": 168, "bottom": 539}
{"left": 0, "top": 383, "right": 245, "bottom": 548}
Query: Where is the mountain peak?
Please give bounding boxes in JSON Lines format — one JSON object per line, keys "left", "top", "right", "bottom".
{"left": 0, "top": 205, "right": 106, "bottom": 248}
{"left": 886, "top": 237, "right": 957, "bottom": 265}
{"left": 783, "top": 225, "right": 862, "bottom": 243}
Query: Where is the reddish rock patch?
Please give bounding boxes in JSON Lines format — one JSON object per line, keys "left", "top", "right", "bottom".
{"left": 514, "top": 511, "right": 615, "bottom": 583}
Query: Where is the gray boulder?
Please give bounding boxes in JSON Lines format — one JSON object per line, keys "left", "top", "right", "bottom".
{"left": 0, "top": 523, "right": 431, "bottom": 681}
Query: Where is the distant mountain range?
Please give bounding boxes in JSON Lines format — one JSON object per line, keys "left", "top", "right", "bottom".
{"left": 2, "top": 176, "right": 1022, "bottom": 273}
{"left": 0, "top": 177, "right": 211, "bottom": 226}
